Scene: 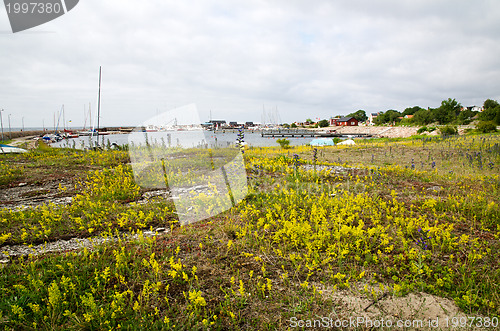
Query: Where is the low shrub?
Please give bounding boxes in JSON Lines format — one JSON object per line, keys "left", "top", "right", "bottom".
{"left": 439, "top": 125, "right": 458, "bottom": 136}
{"left": 417, "top": 126, "right": 428, "bottom": 134}
{"left": 476, "top": 121, "right": 498, "bottom": 133}
{"left": 276, "top": 138, "right": 291, "bottom": 149}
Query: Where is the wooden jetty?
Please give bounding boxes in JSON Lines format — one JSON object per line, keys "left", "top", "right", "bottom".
{"left": 261, "top": 130, "right": 315, "bottom": 137}
{"left": 261, "top": 130, "right": 372, "bottom": 138}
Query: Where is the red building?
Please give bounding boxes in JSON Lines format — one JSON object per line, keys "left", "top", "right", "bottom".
{"left": 333, "top": 116, "right": 358, "bottom": 126}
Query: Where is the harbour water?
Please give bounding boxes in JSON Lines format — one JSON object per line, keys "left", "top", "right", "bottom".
{"left": 52, "top": 130, "right": 321, "bottom": 149}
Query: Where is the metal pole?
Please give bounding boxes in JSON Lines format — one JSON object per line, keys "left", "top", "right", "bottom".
{"left": 97, "top": 66, "right": 101, "bottom": 133}
{"left": 0, "top": 109, "right": 4, "bottom": 141}
{"left": 8, "top": 114, "right": 11, "bottom": 139}
{"left": 22, "top": 117, "right": 24, "bottom": 131}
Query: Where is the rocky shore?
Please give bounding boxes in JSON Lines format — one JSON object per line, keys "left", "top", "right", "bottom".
{"left": 315, "top": 125, "right": 474, "bottom": 138}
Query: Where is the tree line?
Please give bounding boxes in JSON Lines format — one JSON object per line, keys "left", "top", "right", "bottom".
{"left": 286, "top": 98, "right": 499, "bottom": 132}
{"left": 373, "top": 98, "right": 500, "bottom": 126}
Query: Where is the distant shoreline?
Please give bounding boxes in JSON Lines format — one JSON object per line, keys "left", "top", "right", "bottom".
{"left": 3, "top": 125, "right": 476, "bottom": 144}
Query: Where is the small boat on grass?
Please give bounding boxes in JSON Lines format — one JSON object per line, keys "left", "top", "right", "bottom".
{"left": 0, "top": 144, "right": 27, "bottom": 154}
{"left": 309, "top": 138, "right": 335, "bottom": 146}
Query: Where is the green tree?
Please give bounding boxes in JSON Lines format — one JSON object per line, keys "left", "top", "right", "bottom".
{"left": 290, "top": 123, "right": 297, "bottom": 128}
{"left": 479, "top": 103, "right": 500, "bottom": 125}
{"left": 457, "top": 108, "right": 477, "bottom": 125}
{"left": 402, "top": 106, "right": 424, "bottom": 116}
{"left": 318, "top": 119, "right": 329, "bottom": 127}
{"left": 347, "top": 110, "right": 368, "bottom": 122}
{"left": 432, "top": 98, "right": 461, "bottom": 125}
{"left": 374, "top": 110, "right": 402, "bottom": 125}
{"left": 412, "top": 109, "right": 433, "bottom": 125}
{"left": 483, "top": 99, "right": 500, "bottom": 110}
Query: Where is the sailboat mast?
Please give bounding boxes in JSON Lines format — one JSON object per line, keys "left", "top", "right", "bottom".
{"left": 82, "top": 105, "right": 86, "bottom": 130}
{"left": 97, "top": 66, "right": 102, "bottom": 133}
{"left": 89, "top": 103, "right": 92, "bottom": 132}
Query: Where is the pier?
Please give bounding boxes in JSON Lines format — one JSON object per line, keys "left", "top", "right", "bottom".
{"left": 261, "top": 130, "right": 373, "bottom": 138}
{"left": 261, "top": 130, "right": 315, "bottom": 137}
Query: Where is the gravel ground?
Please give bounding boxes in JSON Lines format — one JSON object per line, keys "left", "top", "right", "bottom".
{"left": 0, "top": 228, "right": 169, "bottom": 263}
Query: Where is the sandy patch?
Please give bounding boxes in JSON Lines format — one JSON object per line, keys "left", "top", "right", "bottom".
{"left": 315, "top": 282, "right": 472, "bottom": 330}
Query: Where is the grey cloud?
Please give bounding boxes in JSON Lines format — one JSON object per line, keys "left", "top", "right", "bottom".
{"left": 1, "top": 0, "right": 500, "bottom": 127}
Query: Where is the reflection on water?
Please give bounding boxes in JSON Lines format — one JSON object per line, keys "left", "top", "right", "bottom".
{"left": 52, "top": 130, "right": 316, "bottom": 149}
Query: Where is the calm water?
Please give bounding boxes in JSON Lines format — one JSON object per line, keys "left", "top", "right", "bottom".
{"left": 52, "top": 130, "right": 318, "bottom": 149}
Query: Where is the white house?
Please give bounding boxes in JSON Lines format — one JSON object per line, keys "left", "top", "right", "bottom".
{"left": 368, "top": 113, "right": 379, "bottom": 125}
{"left": 466, "top": 106, "right": 483, "bottom": 112}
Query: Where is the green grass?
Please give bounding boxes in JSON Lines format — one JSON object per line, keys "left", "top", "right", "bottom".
{"left": 0, "top": 134, "right": 499, "bottom": 329}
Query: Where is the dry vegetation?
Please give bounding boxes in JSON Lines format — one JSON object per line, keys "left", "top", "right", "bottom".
{"left": 0, "top": 133, "right": 499, "bottom": 330}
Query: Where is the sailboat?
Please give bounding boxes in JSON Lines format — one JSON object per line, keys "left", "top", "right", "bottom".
{"left": 79, "top": 67, "right": 109, "bottom": 138}
{"left": 63, "top": 130, "right": 79, "bottom": 139}
{"left": 61, "top": 106, "right": 78, "bottom": 138}
{"left": 92, "top": 67, "right": 109, "bottom": 138}
{"left": 42, "top": 105, "right": 64, "bottom": 143}
{"left": 78, "top": 103, "right": 94, "bottom": 136}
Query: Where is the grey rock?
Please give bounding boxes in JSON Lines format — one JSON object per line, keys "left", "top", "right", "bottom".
{"left": 0, "top": 228, "right": 170, "bottom": 263}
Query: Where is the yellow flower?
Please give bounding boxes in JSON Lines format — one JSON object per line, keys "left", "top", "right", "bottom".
{"left": 239, "top": 280, "right": 245, "bottom": 296}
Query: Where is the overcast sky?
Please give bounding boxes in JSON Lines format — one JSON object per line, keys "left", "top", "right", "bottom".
{"left": 1, "top": 0, "right": 500, "bottom": 128}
